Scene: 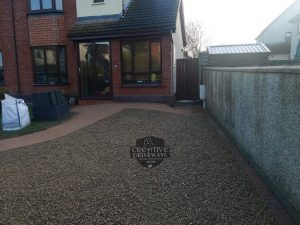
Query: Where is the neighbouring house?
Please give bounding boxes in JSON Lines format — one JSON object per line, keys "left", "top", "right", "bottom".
{"left": 0, "top": 0, "right": 186, "bottom": 104}
{"left": 256, "top": 0, "right": 300, "bottom": 61}
{"left": 207, "top": 43, "right": 270, "bottom": 66}
{"left": 290, "top": 11, "right": 300, "bottom": 60}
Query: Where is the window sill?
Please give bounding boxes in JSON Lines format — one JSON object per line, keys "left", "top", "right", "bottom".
{"left": 32, "top": 83, "right": 70, "bottom": 87}
{"left": 121, "top": 83, "right": 163, "bottom": 88}
{"left": 28, "top": 10, "right": 64, "bottom": 16}
{"left": 91, "top": 2, "right": 105, "bottom": 5}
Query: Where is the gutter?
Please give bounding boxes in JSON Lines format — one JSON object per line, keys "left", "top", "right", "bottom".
{"left": 10, "top": 0, "right": 21, "bottom": 97}
{"left": 68, "top": 25, "right": 176, "bottom": 40}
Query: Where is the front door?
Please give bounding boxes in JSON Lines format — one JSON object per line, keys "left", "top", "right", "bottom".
{"left": 79, "top": 42, "right": 112, "bottom": 99}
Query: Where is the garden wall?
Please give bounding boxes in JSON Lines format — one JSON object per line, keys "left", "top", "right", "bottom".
{"left": 203, "top": 66, "right": 300, "bottom": 224}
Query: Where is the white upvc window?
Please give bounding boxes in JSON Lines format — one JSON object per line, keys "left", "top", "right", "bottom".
{"left": 285, "top": 32, "right": 292, "bottom": 42}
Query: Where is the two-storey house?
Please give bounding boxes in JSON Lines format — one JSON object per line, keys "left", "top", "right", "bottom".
{"left": 0, "top": 0, "right": 186, "bottom": 104}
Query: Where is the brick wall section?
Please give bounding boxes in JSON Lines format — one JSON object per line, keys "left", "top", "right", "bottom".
{"left": 28, "top": 15, "right": 66, "bottom": 46}
{"left": 111, "top": 35, "right": 173, "bottom": 98}
{"left": 13, "top": 0, "right": 35, "bottom": 96}
{"left": 63, "top": 0, "right": 78, "bottom": 95}
{"left": 0, "top": 0, "right": 78, "bottom": 96}
{"left": 0, "top": 0, "right": 19, "bottom": 94}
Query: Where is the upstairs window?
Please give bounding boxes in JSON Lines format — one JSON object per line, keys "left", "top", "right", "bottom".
{"left": 93, "top": 0, "right": 105, "bottom": 3}
{"left": 285, "top": 32, "right": 292, "bottom": 42}
{"left": 33, "top": 46, "right": 68, "bottom": 85}
{"left": 0, "top": 51, "right": 4, "bottom": 85}
{"left": 29, "top": 0, "right": 63, "bottom": 12}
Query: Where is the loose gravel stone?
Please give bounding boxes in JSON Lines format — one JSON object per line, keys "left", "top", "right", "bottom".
{"left": 0, "top": 109, "right": 278, "bottom": 225}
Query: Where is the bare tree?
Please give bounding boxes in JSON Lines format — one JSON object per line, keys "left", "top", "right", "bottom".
{"left": 185, "top": 20, "right": 209, "bottom": 58}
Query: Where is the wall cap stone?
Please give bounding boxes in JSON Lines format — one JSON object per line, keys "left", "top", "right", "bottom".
{"left": 204, "top": 65, "right": 300, "bottom": 74}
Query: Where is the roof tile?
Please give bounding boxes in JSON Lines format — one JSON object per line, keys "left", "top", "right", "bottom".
{"left": 69, "top": 0, "right": 180, "bottom": 38}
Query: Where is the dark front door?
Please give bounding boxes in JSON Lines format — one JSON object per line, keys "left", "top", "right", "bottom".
{"left": 79, "top": 42, "right": 112, "bottom": 99}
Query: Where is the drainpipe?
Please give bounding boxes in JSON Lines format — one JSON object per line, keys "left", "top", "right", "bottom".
{"left": 171, "top": 31, "right": 175, "bottom": 106}
{"left": 10, "top": 0, "right": 22, "bottom": 97}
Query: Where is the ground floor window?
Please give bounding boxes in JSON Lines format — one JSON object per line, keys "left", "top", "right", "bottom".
{"left": 121, "top": 40, "right": 162, "bottom": 84}
{"left": 0, "top": 51, "right": 4, "bottom": 85}
{"left": 33, "top": 46, "right": 67, "bottom": 84}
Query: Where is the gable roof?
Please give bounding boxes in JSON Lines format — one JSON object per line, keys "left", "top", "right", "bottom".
{"left": 208, "top": 43, "right": 270, "bottom": 55}
{"left": 69, "top": 0, "right": 181, "bottom": 39}
{"left": 256, "top": 1, "right": 299, "bottom": 40}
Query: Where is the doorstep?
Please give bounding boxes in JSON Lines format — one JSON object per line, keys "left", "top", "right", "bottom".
{"left": 78, "top": 99, "right": 114, "bottom": 105}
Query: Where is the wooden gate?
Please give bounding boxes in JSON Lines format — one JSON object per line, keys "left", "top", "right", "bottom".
{"left": 176, "top": 58, "right": 200, "bottom": 101}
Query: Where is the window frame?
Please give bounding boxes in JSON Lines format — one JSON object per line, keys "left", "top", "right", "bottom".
{"left": 120, "top": 39, "right": 162, "bottom": 85}
{"left": 28, "top": 0, "right": 63, "bottom": 13}
{"left": 285, "top": 32, "right": 292, "bottom": 42}
{"left": 0, "top": 51, "right": 4, "bottom": 86}
{"left": 32, "top": 46, "right": 68, "bottom": 85}
{"left": 92, "top": 0, "right": 105, "bottom": 4}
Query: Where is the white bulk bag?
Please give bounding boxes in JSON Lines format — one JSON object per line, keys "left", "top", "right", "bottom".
{"left": 1, "top": 94, "right": 31, "bottom": 131}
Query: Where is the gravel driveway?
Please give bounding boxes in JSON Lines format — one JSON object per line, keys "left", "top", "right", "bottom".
{"left": 0, "top": 109, "right": 278, "bottom": 225}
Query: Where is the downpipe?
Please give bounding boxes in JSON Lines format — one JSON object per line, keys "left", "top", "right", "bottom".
{"left": 171, "top": 32, "right": 175, "bottom": 107}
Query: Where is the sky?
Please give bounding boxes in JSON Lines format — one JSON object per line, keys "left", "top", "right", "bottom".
{"left": 183, "top": 0, "right": 295, "bottom": 46}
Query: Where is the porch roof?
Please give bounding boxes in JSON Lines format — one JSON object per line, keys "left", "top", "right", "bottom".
{"left": 69, "top": 0, "right": 180, "bottom": 39}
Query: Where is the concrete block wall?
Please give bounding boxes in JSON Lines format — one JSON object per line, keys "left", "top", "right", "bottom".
{"left": 203, "top": 66, "right": 300, "bottom": 224}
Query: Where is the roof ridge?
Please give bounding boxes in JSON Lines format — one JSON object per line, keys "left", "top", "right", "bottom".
{"left": 70, "top": 0, "right": 180, "bottom": 38}
{"left": 256, "top": 0, "right": 299, "bottom": 40}
{"left": 209, "top": 43, "right": 260, "bottom": 48}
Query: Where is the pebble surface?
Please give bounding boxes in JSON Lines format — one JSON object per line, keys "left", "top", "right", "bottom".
{"left": 0, "top": 109, "right": 278, "bottom": 225}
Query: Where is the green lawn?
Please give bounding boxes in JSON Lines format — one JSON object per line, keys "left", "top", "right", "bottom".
{"left": 0, "top": 112, "right": 76, "bottom": 140}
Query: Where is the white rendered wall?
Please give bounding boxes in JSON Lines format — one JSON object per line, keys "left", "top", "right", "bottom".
{"left": 268, "top": 54, "right": 290, "bottom": 61}
{"left": 76, "top": 0, "right": 123, "bottom": 18}
{"left": 172, "top": 8, "right": 185, "bottom": 94}
{"left": 172, "top": 11, "right": 184, "bottom": 60}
